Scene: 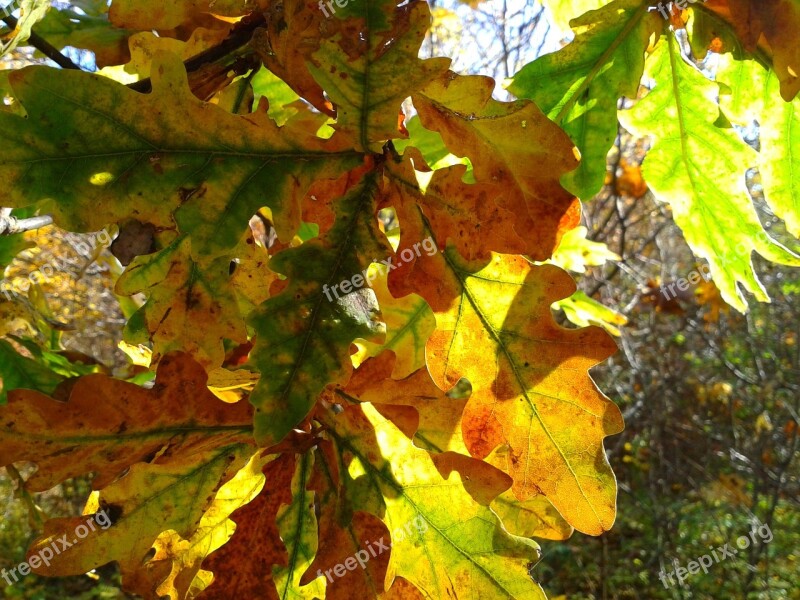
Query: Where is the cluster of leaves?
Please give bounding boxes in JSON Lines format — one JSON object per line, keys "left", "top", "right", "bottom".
{"left": 0, "top": 0, "right": 798, "bottom": 598}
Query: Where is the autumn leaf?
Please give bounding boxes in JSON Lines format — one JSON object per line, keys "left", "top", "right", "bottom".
{"left": 414, "top": 71, "right": 581, "bottom": 260}
{"left": 319, "top": 403, "right": 548, "bottom": 599}
{"left": 102, "top": 28, "right": 230, "bottom": 82}
{"left": 26, "top": 443, "right": 254, "bottom": 579}
{"left": 109, "top": 0, "right": 266, "bottom": 30}
{"left": 0, "top": 352, "right": 253, "bottom": 491}
{"left": 702, "top": 0, "right": 800, "bottom": 101}
{"left": 247, "top": 167, "right": 391, "bottom": 447}
{"left": 305, "top": 441, "right": 409, "bottom": 599}
{"left": 115, "top": 236, "right": 248, "bottom": 368}
{"left": 339, "top": 351, "right": 470, "bottom": 454}
{"left": 249, "top": 0, "right": 331, "bottom": 116}
{"left": 386, "top": 203, "right": 622, "bottom": 534}
{"left": 200, "top": 453, "right": 297, "bottom": 599}
{"left": 486, "top": 446, "right": 574, "bottom": 541}
{"left": 34, "top": 0, "right": 133, "bottom": 68}
{"left": 308, "top": 0, "right": 450, "bottom": 150}
{"left": 0, "top": 52, "right": 360, "bottom": 258}
{"left": 4, "top": 0, "right": 800, "bottom": 596}
{"left": 124, "top": 452, "right": 274, "bottom": 600}
{"left": 384, "top": 150, "right": 528, "bottom": 260}
{"left": 352, "top": 264, "right": 435, "bottom": 379}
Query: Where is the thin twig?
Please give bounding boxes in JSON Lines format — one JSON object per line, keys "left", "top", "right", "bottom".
{"left": 0, "top": 213, "right": 53, "bottom": 235}
{"left": 1, "top": 14, "right": 82, "bottom": 70}
{"left": 127, "top": 11, "right": 267, "bottom": 93}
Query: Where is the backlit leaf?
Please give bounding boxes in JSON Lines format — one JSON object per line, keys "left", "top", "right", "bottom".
{"left": 247, "top": 168, "right": 390, "bottom": 446}
{"left": 387, "top": 205, "right": 622, "bottom": 534}
{"left": 320, "top": 403, "right": 547, "bottom": 599}
{"left": 414, "top": 71, "right": 581, "bottom": 260}
{"left": 272, "top": 452, "right": 326, "bottom": 600}
{"left": 0, "top": 52, "right": 360, "bottom": 258}
{"left": 509, "top": 0, "right": 661, "bottom": 199}
{"left": 308, "top": 0, "right": 450, "bottom": 150}
{"left": 0, "top": 352, "right": 253, "bottom": 491}
{"left": 618, "top": 37, "right": 800, "bottom": 312}
{"left": 352, "top": 265, "right": 435, "bottom": 379}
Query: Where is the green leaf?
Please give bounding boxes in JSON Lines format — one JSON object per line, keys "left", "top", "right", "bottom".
{"left": 0, "top": 231, "right": 32, "bottom": 268}
{"left": 554, "top": 291, "right": 628, "bottom": 337}
{"left": 272, "top": 452, "right": 326, "bottom": 600}
{"left": 716, "top": 56, "right": 800, "bottom": 239}
{"left": 755, "top": 74, "right": 800, "bottom": 240}
{"left": 250, "top": 66, "right": 302, "bottom": 127}
{"left": 247, "top": 169, "right": 391, "bottom": 446}
{"left": 618, "top": 36, "right": 800, "bottom": 312}
{"left": 508, "top": 0, "right": 661, "bottom": 199}
{"left": 7, "top": 335, "right": 101, "bottom": 378}
{"left": 0, "top": 52, "right": 360, "bottom": 260}
{"left": 0, "top": 338, "right": 63, "bottom": 403}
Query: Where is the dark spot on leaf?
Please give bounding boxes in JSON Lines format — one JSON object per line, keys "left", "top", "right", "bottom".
{"left": 99, "top": 501, "right": 123, "bottom": 525}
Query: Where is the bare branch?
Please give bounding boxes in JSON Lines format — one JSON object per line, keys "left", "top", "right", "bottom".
{"left": 1, "top": 14, "right": 82, "bottom": 70}
{"left": 0, "top": 213, "right": 53, "bottom": 235}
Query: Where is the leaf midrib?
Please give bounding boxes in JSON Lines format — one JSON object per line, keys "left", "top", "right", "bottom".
{"left": 415, "top": 207, "right": 605, "bottom": 531}
{"left": 5, "top": 424, "right": 253, "bottom": 444}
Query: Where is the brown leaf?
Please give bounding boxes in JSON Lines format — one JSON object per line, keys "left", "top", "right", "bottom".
{"left": 0, "top": 352, "right": 253, "bottom": 492}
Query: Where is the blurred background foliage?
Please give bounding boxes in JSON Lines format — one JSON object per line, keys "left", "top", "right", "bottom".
{"left": 1, "top": 1, "right": 798, "bottom": 598}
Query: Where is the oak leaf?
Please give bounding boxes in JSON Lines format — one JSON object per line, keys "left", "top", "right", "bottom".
{"left": 414, "top": 71, "right": 581, "bottom": 259}
{"left": 0, "top": 352, "right": 253, "bottom": 492}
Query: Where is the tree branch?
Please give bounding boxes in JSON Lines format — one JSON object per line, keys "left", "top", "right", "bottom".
{"left": 0, "top": 213, "right": 53, "bottom": 235}
{"left": 1, "top": 14, "right": 82, "bottom": 70}
{"left": 127, "top": 11, "right": 267, "bottom": 93}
